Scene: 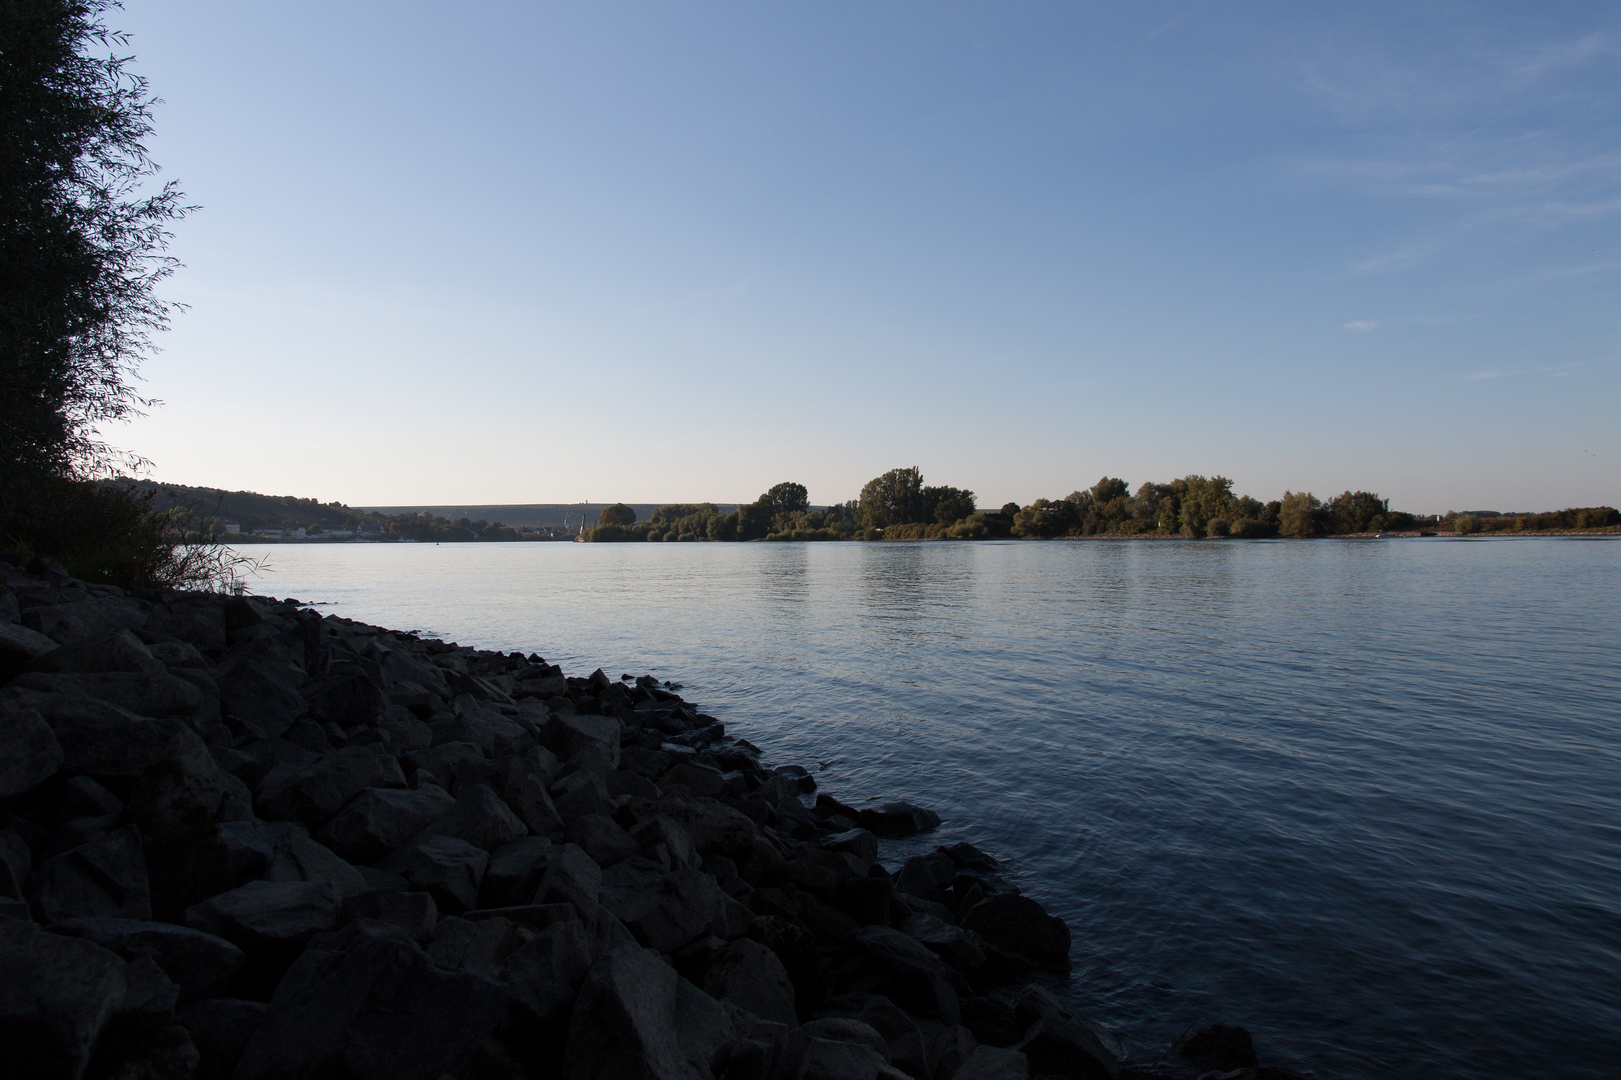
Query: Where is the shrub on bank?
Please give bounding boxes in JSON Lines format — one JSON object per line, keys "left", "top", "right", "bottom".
{"left": 1, "top": 476, "right": 253, "bottom": 590}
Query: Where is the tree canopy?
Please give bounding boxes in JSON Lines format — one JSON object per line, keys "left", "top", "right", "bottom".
{"left": 1, "top": 0, "right": 189, "bottom": 489}
{"left": 760, "top": 482, "right": 809, "bottom": 516}
{"left": 857, "top": 467, "right": 924, "bottom": 528}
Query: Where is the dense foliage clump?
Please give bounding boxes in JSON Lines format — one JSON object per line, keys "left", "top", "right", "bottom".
{"left": 0, "top": 2, "right": 251, "bottom": 587}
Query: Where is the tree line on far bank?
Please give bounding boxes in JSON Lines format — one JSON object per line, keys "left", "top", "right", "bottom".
{"left": 585, "top": 466, "right": 1621, "bottom": 543}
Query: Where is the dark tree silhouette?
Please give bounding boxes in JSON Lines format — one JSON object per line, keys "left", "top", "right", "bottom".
{"left": 760, "top": 482, "right": 809, "bottom": 516}
{"left": 597, "top": 503, "right": 636, "bottom": 526}
{"left": 1, "top": 0, "right": 190, "bottom": 495}
{"left": 858, "top": 467, "right": 924, "bottom": 528}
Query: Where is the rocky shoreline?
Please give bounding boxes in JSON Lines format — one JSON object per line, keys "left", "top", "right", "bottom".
{"left": 1, "top": 557, "right": 1306, "bottom": 1080}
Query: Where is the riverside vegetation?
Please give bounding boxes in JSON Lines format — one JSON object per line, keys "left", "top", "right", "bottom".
{"left": 0, "top": 554, "right": 1310, "bottom": 1080}
{"left": 583, "top": 470, "right": 1621, "bottom": 544}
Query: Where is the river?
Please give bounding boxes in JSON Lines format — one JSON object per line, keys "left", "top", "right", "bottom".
{"left": 241, "top": 536, "right": 1621, "bottom": 1079}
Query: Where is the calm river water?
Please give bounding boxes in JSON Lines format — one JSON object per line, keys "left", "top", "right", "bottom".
{"left": 243, "top": 537, "right": 1620, "bottom": 1079}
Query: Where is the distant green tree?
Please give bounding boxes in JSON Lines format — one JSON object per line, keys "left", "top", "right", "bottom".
{"left": 1324, "top": 491, "right": 1387, "bottom": 534}
{"left": 925, "top": 485, "right": 976, "bottom": 524}
{"left": 1575, "top": 507, "right": 1621, "bottom": 529}
{"left": 760, "top": 482, "right": 809, "bottom": 516}
{"left": 735, "top": 501, "right": 773, "bottom": 540}
{"left": 1090, "top": 477, "right": 1130, "bottom": 504}
{"left": 1279, "top": 491, "right": 1323, "bottom": 537}
{"left": 649, "top": 503, "right": 717, "bottom": 525}
{"left": 1011, "top": 498, "right": 1080, "bottom": 538}
{"left": 597, "top": 503, "right": 635, "bottom": 526}
{"left": 1131, "top": 483, "right": 1174, "bottom": 530}
{"left": 858, "top": 467, "right": 925, "bottom": 528}
{"left": 1177, "top": 475, "right": 1237, "bottom": 537}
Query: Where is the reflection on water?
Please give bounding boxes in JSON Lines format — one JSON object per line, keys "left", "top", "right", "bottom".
{"left": 246, "top": 538, "right": 1621, "bottom": 1080}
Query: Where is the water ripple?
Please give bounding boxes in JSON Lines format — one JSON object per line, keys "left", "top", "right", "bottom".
{"left": 249, "top": 537, "right": 1621, "bottom": 1079}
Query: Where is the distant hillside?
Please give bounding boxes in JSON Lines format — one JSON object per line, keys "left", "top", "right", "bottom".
{"left": 116, "top": 480, "right": 363, "bottom": 532}
{"left": 113, "top": 483, "right": 738, "bottom": 532}
{"left": 357, "top": 504, "right": 704, "bottom": 529}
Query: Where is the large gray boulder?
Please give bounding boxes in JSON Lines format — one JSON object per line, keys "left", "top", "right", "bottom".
{"left": 701, "top": 937, "right": 797, "bottom": 1026}
{"left": 24, "top": 596, "right": 146, "bottom": 645}
{"left": 50, "top": 712, "right": 211, "bottom": 782}
{"left": 257, "top": 746, "right": 406, "bottom": 826}
{"left": 563, "top": 943, "right": 735, "bottom": 1080}
{"left": 542, "top": 712, "right": 620, "bottom": 768}
{"left": 430, "top": 705, "right": 529, "bottom": 755}
{"left": 183, "top": 879, "right": 341, "bottom": 996}
{"left": 30, "top": 823, "right": 152, "bottom": 922}
{"left": 27, "top": 629, "right": 165, "bottom": 675}
{"left": 819, "top": 827, "right": 879, "bottom": 865}
{"left": 340, "top": 889, "right": 438, "bottom": 943}
{"left": 304, "top": 663, "right": 388, "bottom": 728}
{"left": 403, "top": 740, "right": 486, "bottom": 790}
{"left": 479, "top": 836, "right": 553, "bottom": 908}
{"left": 0, "top": 707, "right": 62, "bottom": 798}
{"left": 178, "top": 997, "right": 265, "bottom": 1080}
{"left": 218, "top": 660, "right": 307, "bottom": 737}
{"left": 51, "top": 916, "right": 245, "bottom": 1004}
{"left": 316, "top": 786, "right": 455, "bottom": 864}
{"left": 144, "top": 599, "right": 228, "bottom": 655}
{"left": 0, "top": 919, "right": 128, "bottom": 1080}
{"left": 500, "top": 918, "right": 593, "bottom": 1042}
{"left": 534, "top": 841, "right": 602, "bottom": 913}
{"left": 856, "top": 801, "right": 941, "bottom": 838}
{"left": 405, "top": 782, "right": 527, "bottom": 852}
{"left": 265, "top": 831, "right": 368, "bottom": 898}
{"left": 377, "top": 648, "right": 451, "bottom": 698}
{"left": 377, "top": 834, "right": 488, "bottom": 914}
{"left": 661, "top": 800, "right": 758, "bottom": 856}
{"left": 1012, "top": 986, "right": 1120, "bottom": 1080}
{"left": 781, "top": 1018, "right": 904, "bottom": 1080}
{"left": 1, "top": 827, "right": 33, "bottom": 912}
{"left": 0, "top": 620, "right": 62, "bottom": 679}
{"left": 553, "top": 774, "right": 614, "bottom": 824}
{"left": 566, "top": 812, "right": 639, "bottom": 867}
{"left": 629, "top": 814, "right": 700, "bottom": 871}
{"left": 853, "top": 925, "right": 961, "bottom": 1024}
{"left": 953, "top": 1045, "right": 1030, "bottom": 1080}
{"left": 600, "top": 858, "right": 730, "bottom": 953}
{"left": 894, "top": 851, "right": 956, "bottom": 907}
{"left": 900, "top": 911, "right": 987, "bottom": 971}
{"left": 9, "top": 670, "right": 204, "bottom": 719}
{"left": 796, "top": 1037, "right": 907, "bottom": 1080}
{"left": 961, "top": 894, "right": 1071, "bottom": 974}
{"left": 234, "top": 921, "right": 508, "bottom": 1080}
{"left": 425, "top": 914, "right": 524, "bottom": 979}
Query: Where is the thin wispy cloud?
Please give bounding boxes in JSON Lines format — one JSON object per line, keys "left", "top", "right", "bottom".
{"left": 1518, "top": 259, "right": 1621, "bottom": 281}
{"left": 652, "top": 428, "right": 714, "bottom": 452}
{"left": 1344, "top": 320, "right": 1377, "bottom": 333}
{"left": 1351, "top": 241, "right": 1444, "bottom": 275}
{"left": 1467, "top": 359, "right": 1606, "bottom": 382}
{"left": 1514, "top": 31, "right": 1617, "bottom": 79}
{"left": 1297, "top": 150, "right": 1621, "bottom": 204}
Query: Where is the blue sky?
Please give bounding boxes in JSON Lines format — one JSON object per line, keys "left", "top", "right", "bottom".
{"left": 116, "top": 1, "right": 1619, "bottom": 512}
